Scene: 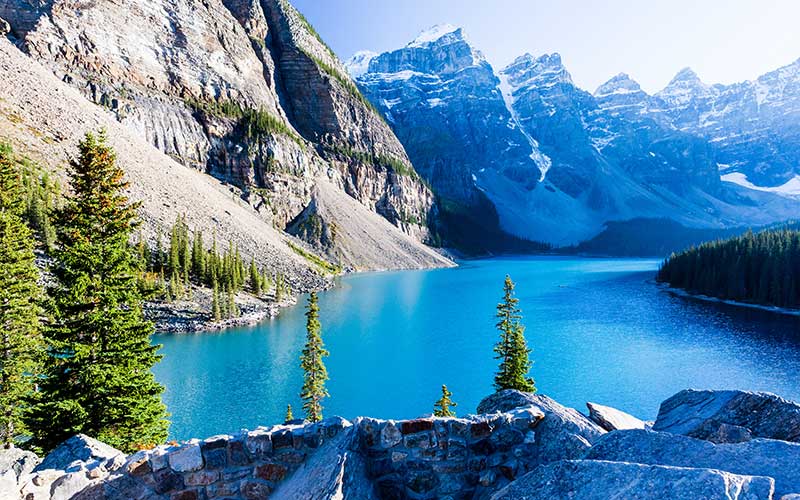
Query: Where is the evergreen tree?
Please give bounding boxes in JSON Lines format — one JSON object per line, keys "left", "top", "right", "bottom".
{"left": 249, "top": 259, "right": 261, "bottom": 295}
{"left": 300, "top": 293, "right": 329, "bottom": 422}
{"left": 211, "top": 281, "right": 221, "bottom": 322}
{"left": 27, "top": 132, "right": 168, "bottom": 453}
{"left": 226, "top": 286, "right": 238, "bottom": 319}
{"left": 191, "top": 230, "right": 205, "bottom": 281}
{"left": 433, "top": 385, "right": 456, "bottom": 417}
{"left": 0, "top": 144, "right": 43, "bottom": 448}
{"left": 493, "top": 276, "right": 536, "bottom": 393}
{"left": 284, "top": 404, "right": 294, "bottom": 423}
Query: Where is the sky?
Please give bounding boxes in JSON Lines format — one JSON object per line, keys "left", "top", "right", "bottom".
{"left": 292, "top": 0, "right": 800, "bottom": 94}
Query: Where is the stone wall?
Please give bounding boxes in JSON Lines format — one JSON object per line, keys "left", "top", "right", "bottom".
{"left": 354, "top": 408, "right": 545, "bottom": 499}
{"left": 65, "top": 395, "right": 601, "bottom": 500}
{"left": 73, "top": 417, "right": 351, "bottom": 499}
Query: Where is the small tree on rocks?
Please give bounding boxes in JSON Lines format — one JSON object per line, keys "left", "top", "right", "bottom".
{"left": 493, "top": 275, "right": 536, "bottom": 393}
{"left": 433, "top": 385, "right": 456, "bottom": 417}
{"left": 300, "top": 293, "right": 329, "bottom": 422}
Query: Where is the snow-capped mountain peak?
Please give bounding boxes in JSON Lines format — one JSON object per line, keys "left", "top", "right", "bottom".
{"left": 501, "top": 52, "right": 573, "bottom": 91}
{"left": 407, "top": 24, "right": 462, "bottom": 48}
{"left": 344, "top": 50, "right": 377, "bottom": 78}
{"left": 669, "top": 67, "right": 702, "bottom": 85}
{"left": 595, "top": 73, "right": 643, "bottom": 97}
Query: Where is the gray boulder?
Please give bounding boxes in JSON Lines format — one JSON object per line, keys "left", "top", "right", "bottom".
{"left": 653, "top": 389, "right": 800, "bottom": 443}
{"left": 586, "top": 402, "right": 647, "bottom": 431}
{"left": 271, "top": 427, "right": 378, "bottom": 500}
{"left": 21, "top": 435, "right": 126, "bottom": 500}
{"left": 587, "top": 429, "right": 800, "bottom": 497}
{"left": 0, "top": 447, "right": 39, "bottom": 499}
{"left": 490, "top": 460, "right": 774, "bottom": 500}
{"left": 477, "top": 391, "right": 605, "bottom": 463}
{"left": 35, "top": 435, "right": 124, "bottom": 473}
{"left": 0, "top": 16, "right": 10, "bottom": 36}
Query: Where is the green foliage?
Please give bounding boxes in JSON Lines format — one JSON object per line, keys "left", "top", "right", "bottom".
{"left": 324, "top": 142, "right": 422, "bottom": 181}
{"left": 0, "top": 143, "right": 58, "bottom": 249}
{"left": 493, "top": 276, "right": 536, "bottom": 393}
{"left": 184, "top": 97, "right": 304, "bottom": 147}
{"left": 284, "top": 404, "right": 294, "bottom": 423}
{"left": 287, "top": 241, "right": 340, "bottom": 275}
{"left": 657, "top": 228, "right": 800, "bottom": 309}
{"left": 300, "top": 293, "right": 329, "bottom": 422}
{"left": 28, "top": 132, "right": 168, "bottom": 453}
{"left": 0, "top": 144, "right": 44, "bottom": 447}
{"left": 433, "top": 385, "right": 457, "bottom": 417}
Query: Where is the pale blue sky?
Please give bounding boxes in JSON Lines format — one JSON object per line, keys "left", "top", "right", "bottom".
{"left": 293, "top": 0, "right": 800, "bottom": 93}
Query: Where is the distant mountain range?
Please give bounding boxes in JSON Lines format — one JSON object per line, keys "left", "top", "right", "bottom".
{"left": 348, "top": 25, "right": 800, "bottom": 246}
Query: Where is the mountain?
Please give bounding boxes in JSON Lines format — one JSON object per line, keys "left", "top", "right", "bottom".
{"left": 0, "top": 0, "right": 453, "bottom": 271}
{"left": 0, "top": 1, "right": 452, "bottom": 272}
{"left": 655, "top": 60, "right": 800, "bottom": 189}
{"left": 351, "top": 30, "right": 800, "bottom": 246}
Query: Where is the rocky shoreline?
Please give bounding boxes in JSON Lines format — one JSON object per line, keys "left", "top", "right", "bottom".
{"left": 659, "top": 283, "right": 800, "bottom": 317}
{"left": 144, "top": 280, "right": 319, "bottom": 334}
{"left": 3, "top": 388, "right": 799, "bottom": 499}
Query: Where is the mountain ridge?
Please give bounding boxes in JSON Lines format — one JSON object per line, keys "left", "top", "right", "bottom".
{"left": 349, "top": 25, "right": 800, "bottom": 245}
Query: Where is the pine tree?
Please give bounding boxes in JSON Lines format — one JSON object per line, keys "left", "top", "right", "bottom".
{"left": 191, "top": 230, "right": 205, "bottom": 281}
{"left": 300, "top": 293, "right": 329, "bottom": 422}
{"left": 211, "top": 280, "right": 221, "bottom": 322}
{"left": 284, "top": 404, "right": 294, "bottom": 423}
{"left": 0, "top": 144, "right": 43, "bottom": 448}
{"left": 493, "top": 275, "right": 536, "bottom": 393}
{"left": 227, "top": 287, "right": 238, "bottom": 319}
{"left": 249, "top": 259, "right": 261, "bottom": 296}
{"left": 433, "top": 385, "right": 456, "bottom": 417}
{"left": 27, "top": 132, "right": 168, "bottom": 453}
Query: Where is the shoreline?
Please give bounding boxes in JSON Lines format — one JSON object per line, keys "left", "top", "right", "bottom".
{"left": 657, "top": 282, "right": 800, "bottom": 317}
{"left": 146, "top": 287, "right": 303, "bottom": 334}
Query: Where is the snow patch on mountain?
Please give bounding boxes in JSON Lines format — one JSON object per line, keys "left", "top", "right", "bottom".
{"left": 498, "top": 71, "right": 552, "bottom": 181}
{"left": 722, "top": 172, "right": 800, "bottom": 197}
{"left": 407, "top": 24, "right": 459, "bottom": 47}
{"left": 344, "top": 50, "right": 377, "bottom": 78}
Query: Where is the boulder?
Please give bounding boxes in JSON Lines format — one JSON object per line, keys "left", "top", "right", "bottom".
{"left": 0, "top": 447, "right": 39, "bottom": 499}
{"left": 653, "top": 389, "right": 800, "bottom": 443}
{"left": 35, "top": 435, "right": 124, "bottom": 473}
{"left": 490, "top": 460, "right": 774, "bottom": 500}
{"left": 477, "top": 391, "right": 605, "bottom": 463}
{"left": 0, "top": 16, "right": 10, "bottom": 36}
{"left": 270, "top": 427, "right": 378, "bottom": 500}
{"left": 586, "top": 402, "right": 647, "bottom": 431}
{"left": 587, "top": 429, "right": 800, "bottom": 497}
{"left": 21, "top": 435, "right": 126, "bottom": 500}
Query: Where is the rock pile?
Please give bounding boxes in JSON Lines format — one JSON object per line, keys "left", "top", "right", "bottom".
{"left": 2, "top": 389, "right": 798, "bottom": 499}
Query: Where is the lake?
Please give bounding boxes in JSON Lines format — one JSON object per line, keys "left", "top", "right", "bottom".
{"left": 153, "top": 257, "right": 800, "bottom": 441}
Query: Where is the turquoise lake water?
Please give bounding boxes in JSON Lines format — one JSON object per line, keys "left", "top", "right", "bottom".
{"left": 153, "top": 257, "right": 800, "bottom": 440}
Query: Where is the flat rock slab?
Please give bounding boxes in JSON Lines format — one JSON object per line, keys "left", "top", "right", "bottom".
{"left": 586, "top": 402, "right": 647, "bottom": 431}
{"left": 653, "top": 389, "right": 800, "bottom": 443}
{"left": 490, "top": 460, "right": 774, "bottom": 500}
{"left": 587, "top": 429, "right": 800, "bottom": 497}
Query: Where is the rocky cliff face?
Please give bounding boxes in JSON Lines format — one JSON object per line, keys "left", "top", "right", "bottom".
{"left": 0, "top": 0, "right": 438, "bottom": 250}
{"left": 655, "top": 60, "right": 800, "bottom": 189}
{"left": 348, "top": 25, "right": 553, "bottom": 246}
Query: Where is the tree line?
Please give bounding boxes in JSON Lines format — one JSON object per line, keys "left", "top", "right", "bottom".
{"left": 657, "top": 228, "right": 800, "bottom": 309}
{"left": 135, "top": 216, "right": 290, "bottom": 321}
